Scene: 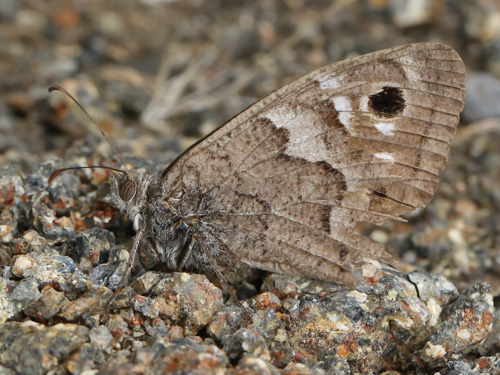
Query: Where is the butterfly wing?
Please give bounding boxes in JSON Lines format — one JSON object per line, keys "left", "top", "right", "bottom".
{"left": 161, "top": 42, "right": 465, "bottom": 284}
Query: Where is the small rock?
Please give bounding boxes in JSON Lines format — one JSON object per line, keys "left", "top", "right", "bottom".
{"left": 12, "top": 230, "right": 52, "bottom": 255}
{"left": 0, "top": 167, "right": 27, "bottom": 243}
{"left": 32, "top": 201, "right": 74, "bottom": 242}
{"left": 57, "top": 287, "right": 113, "bottom": 321}
{"left": 46, "top": 171, "right": 80, "bottom": 209}
{"left": 24, "top": 160, "right": 60, "bottom": 198}
{"left": 10, "top": 254, "right": 34, "bottom": 278}
{"left": 89, "top": 263, "right": 114, "bottom": 287}
{"left": 8, "top": 279, "right": 41, "bottom": 306}
{"left": 105, "top": 314, "right": 129, "bottom": 343}
{"left": 102, "top": 248, "right": 131, "bottom": 290}
{"left": 248, "top": 306, "right": 283, "bottom": 342}
{"left": 389, "top": 0, "right": 434, "bottom": 28}
{"left": 65, "top": 342, "right": 106, "bottom": 375}
{"left": 222, "top": 328, "right": 271, "bottom": 361}
{"left": 229, "top": 354, "right": 280, "bottom": 375}
{"left": 151, "top": 272, "right": 224, "bottom": 335}
{"left": 66, "top": 227, "right": 115, "bottom": 266}
{"left": 408, "top": 270, "right": 458, "bottom": 303}
{"left": 144, "top": 317, "right": 170, "bottom": 338}
{"left": 207, "top": 304, "right": 245, "bottom": 340}
{"left": 247, "top": 303, "right": 291, "bottom": 368}
{"left": 168, "top": 325, "right": 185, "bottom": 340}
{"left": 254, "top": 291, "right": 282, "bottom": 310}
{"left": 130, "top": 271, "right": 160, "bottom": 295}
{"left": 130, "top": 294, "right": 160, "bottom": 319}
{"left": 10, "top": 250, "right": 91, "bottom": 295}
{"left": 89, "top": 326, "right": 114, "bottom": 352}
{"left": 0, "top": 321, "right": 89, "bottom": 375}
{"left": 281, "top": 362, "right": 314, "bottom": 375}
{"left": 81, "top": 313, "right": 101, "bottom": 329}
{"left": 137, "top": 343, "right": 228, "bottom": 374}
{"left": 0, "top": 277, "right": 21, "bottom": 323}
{"left": 415, "top": 282, "right": 494, "bottom": 367}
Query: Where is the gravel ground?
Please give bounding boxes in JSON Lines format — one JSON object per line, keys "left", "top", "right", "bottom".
{"left": 1, "top": 1, "right": 500, "bottom": 374}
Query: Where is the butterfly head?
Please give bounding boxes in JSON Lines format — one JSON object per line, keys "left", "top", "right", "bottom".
{"left": 110, "top": 170, "right": 154, "bottom": 231}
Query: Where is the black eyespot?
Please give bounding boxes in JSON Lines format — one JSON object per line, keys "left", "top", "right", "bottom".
{"left": 368, "top": 86, "right": 406, "bottom": 118}
{"left": 119, "top": 180, "right": 137, "bottom": 201}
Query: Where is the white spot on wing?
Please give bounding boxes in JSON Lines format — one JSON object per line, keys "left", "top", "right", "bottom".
{"left": 263, "top": 105, "right": 297, "bottom": 128}
{"left": 331, "top": 96, "right": 351, "bottom": 112}
{"left": 359, "top": 96, "right": 369, "bottom": 112}
{"left": 374, "top": 122, "right": 395, "bottom": 135}
{"left": 331, "top": 97, "right": 354, "bottom": 133}
{"left": 263, "top": 104, "right": 333, "bottom": 163}
{"left": 374, "top": 152, "right": 394, "bottom": 162}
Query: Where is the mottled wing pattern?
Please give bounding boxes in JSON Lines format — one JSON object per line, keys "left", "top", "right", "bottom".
{"left": 161, "top": 43, "right": 465, "bottom": 284}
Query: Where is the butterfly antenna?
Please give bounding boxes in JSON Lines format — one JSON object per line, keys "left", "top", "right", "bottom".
{"left": 48, "top": 85, "right": 129, "bottom": 173}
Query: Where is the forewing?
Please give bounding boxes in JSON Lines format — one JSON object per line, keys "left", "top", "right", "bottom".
{"left": 161, "top": 42, "right": 465, "bottom": 283}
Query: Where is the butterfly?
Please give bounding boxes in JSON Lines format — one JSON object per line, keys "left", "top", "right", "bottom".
{"left": 51, "top": 42, "right": 466, "bottom": 302}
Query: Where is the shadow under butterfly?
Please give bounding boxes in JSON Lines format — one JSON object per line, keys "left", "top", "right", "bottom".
{"left": 50, "top": 42, "right": 466, "bottom": 308}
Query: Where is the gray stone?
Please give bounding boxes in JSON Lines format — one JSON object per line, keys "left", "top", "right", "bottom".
{"left": 24, "top": 285, "right": 70, "bottom": 321}
{"left": 222, "top": 328, "right": 270, "bottom": 361}
{"left": 151, "top": 272, "right": 224, "bottom": 335}
{"left": 230, "top": 354, "right": 279, "bottom": 375}
{"left": 10, "top": 250, "right": 91, "bottom": 295}
{"left": 0, "top": 321, "right": 89, "bottom": 375}
{"left": 89, "top": 326, "right": 114, "bottom": 352}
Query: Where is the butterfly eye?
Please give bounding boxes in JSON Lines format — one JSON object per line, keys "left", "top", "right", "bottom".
{"left": 119, "top": 180, "right": 137, "bottom": 201}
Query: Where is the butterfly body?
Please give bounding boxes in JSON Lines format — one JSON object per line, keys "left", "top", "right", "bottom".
{"left": 108, "top": 43, "right": 465, "bottom": 288}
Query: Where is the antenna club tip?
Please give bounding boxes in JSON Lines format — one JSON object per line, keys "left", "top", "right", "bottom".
{"left": 48, "top": 170, "right": 60, "bottom": 185}
{"left": 48, "top": 85, "right": 64, "bottom": 94}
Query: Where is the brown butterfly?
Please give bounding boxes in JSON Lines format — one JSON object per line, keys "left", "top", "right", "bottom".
{"left": 51, "top": 42, "right": 466, "bottom": 303}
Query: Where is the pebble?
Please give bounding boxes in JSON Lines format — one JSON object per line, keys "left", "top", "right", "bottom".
{"left": 0, "top": 166, "right": 27, "bottom": 243}
{"left": 57, "top": 287, "right": 113, "bottom": 321}
{"left": 89, "top": 326, "right": 114, "bottom": 352}
{"left": 66, "top": 227, "right": 115, "bottom": 267}
{"left": 132, "top": 342, "right": 229, "bottom": 374}
{"left": 415, "top": 282, "right": 494, "bottom": 367}
{"left": 230, "top": 354, "right": 280, "bottom": 375}
{"left": 32, "top": 201, "right": 74, "bottom": 242}
{"left": 151, "top": 272, "right": 224, "bottom": 335}
{"left": 207, "top": 304, "right": 246, "bottom": 339}
{"left": 222, "top": 328, "right": 271, "bottom": 361}
{"left": 1, "top": 1, "right": 500, "bottom": 370}
{"left": 0, "top": 321, "right": 89, "bottom": 375}
{"left": 10, "top": 250, "right": 91, "bottom": 294}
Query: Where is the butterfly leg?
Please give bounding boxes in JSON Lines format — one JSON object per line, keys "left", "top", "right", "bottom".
{"left": 177, "top": 234, "right": 194, "bottom": 270}
{"left": 106, "top": 229, "right": 144, "bottom": 312}
{"left": 193, "top": 232, "right": 244, "bottom": 309}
